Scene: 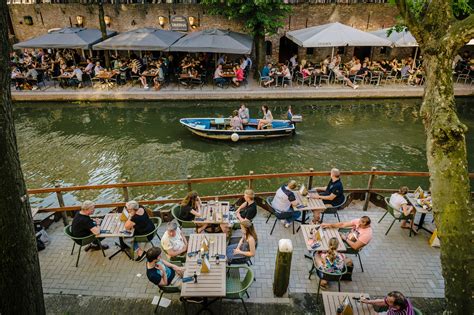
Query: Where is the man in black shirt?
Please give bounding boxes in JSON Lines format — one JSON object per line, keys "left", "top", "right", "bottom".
{"left": 312, "top": 168, "right": 344, "bottom": 223}
{"left": 71, "top": 200, "right": 109, "bottom": 251}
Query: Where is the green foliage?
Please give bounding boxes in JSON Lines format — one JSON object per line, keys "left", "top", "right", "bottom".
{"left": 389, "top": 0, "right": 473, "bottom": 19}
{"left": 201, "top": 0, "right": 292, "bottom": 35}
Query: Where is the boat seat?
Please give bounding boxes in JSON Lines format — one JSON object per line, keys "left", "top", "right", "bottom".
{"left": 215, "top": 118, "right": 225, "bottom": 124}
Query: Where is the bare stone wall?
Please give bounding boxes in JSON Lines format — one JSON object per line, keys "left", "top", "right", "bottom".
{"left": 9, "top": 3, "right": 401, "bottom": 62}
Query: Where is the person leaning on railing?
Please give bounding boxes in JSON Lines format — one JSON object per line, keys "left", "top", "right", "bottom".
{"left": 71, "top": 200, "right": 109, "bottom": 251}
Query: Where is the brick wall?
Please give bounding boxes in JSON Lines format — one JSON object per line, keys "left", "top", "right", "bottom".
{"left": 9, "top": 3, "right": 400, "bottom": 62}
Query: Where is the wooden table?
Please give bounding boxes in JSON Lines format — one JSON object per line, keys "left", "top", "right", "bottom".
{"left": 193, "top": 201, "right": 231, "bottom": 225}
{"left": 322, "top": 292, "right": 376, "bottom": 315}
{"left": 186, "top": 233, "right": 227, "bottom": 260}
{"left": 99, "top": 213, "right": 134, "bottom": 260}
{"left": 406, "top": 193, "right": 432, "bottom": 234}
{"left": 300, "top": 225, "right": 346, "bottom": 252}
{"left": 294, "top": 192, "right": 327, "bottom": 225}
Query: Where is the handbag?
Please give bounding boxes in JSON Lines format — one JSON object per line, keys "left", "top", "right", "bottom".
{"left": 336, "top": 296, "right": 353, "bottom": 315}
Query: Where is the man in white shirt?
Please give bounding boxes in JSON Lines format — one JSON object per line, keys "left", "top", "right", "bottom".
{"left": 389, "top": 186, "right": 415, "bottom": 230}
{"left": 271, "top": 180, "right": 301, "bottom": 228}
{"left": 161, "top": 221, "right": 187, "bottom": 259}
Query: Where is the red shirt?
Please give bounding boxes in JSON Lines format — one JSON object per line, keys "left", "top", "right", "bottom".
{"left": 235, "top": 68, "right": 244, "bottom": 81}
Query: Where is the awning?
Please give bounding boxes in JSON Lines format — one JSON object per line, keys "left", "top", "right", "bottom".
{"left": 286, "top": 22, "right": 392, "bottom": 47}
{"left": 169, "top": 29, "right": 253, "bottom": 54}
{"left": 370, "top": 28, "right": 418, "bottom": 47}
{"left": 13, "top": 27, "right": 116, "bottom": 50}
{"left": 93, "top": 27, "right": 184, "bottom": 51}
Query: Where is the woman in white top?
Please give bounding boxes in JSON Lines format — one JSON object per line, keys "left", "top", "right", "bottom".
{"left": 230, "top": 110, "right": 243, "bottom": 130}
{"left": 389, "top": 186, "right": 415, "bottom": 231}
{"left": 257, "top": 105, "right": 273, "bottom": 130}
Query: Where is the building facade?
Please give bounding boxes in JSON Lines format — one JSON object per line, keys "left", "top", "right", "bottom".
{"left": 8, "top": 1, "right": 410, "bottom": 63}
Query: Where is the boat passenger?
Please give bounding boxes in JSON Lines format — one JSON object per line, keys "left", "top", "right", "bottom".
{"left": 122, "top": 200, "right": 155, "bottom": 261}
{"left": 179, "top": 191, "right": 207, "bottom": 233}
{"left": 230, "top": 110, "right": 243, "bottom": 130}
{"left": 238, "top": 104, "right": 250, "bottom": 124}
{"left": 257, "top": 105, "right": 273, "bottom": 130}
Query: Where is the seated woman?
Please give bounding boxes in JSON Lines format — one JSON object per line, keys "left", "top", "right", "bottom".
{"left": 146, "top": 247, "right": 185, "bottom": 288}
{"left": 226, "top": 220, "right": 257, "bottom": 264}
{"left": 257, "top": 105, "right": 273, "bottom": 130}
{"left": 122, "top": 200, "right": 156, "bottom": 261}
{"left": 232, "top": 64, "right": 244, "bottom": 87}
{"left": 361, "top": 291, "right": 415, "bottom": 315}
{"left": 235, "top": 189, "right": 257, "bottom": 222}
{"left": 389, "top": 186, "right": 416, "bottom": 232}
{"left": 313, "top": 237, "right": 351, "bottom": 289}
{"left": 179, "top": 191, "right": 207, "bottom": 233}
{"left": 332, "top": 67, "right": 358, "bottom": 89}
{"left": 238, "top": 104, "right": 250, "bottom": 124}
{"left": 230, "top": 110, "right": 244, "bottom": 130}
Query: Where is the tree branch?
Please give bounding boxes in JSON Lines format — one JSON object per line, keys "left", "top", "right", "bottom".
{"left": 394, "top": 0, "right": 423, "bottom": 42}
{"left": 447, "top": 13, "right": 474, "bottom": 52}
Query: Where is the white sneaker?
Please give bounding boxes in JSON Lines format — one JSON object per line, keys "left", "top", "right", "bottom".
{"left": 284, "top": 223, "right": 291, "bottom": 228}
{"left": 144, "top": 85, "right": 149, "bottom": 89}
{"left": 32, "top": 86, "right": 38, "bottom": 90}
{"left": 353, "top": 85, "right": 359, "bottom": 90}
{"left": 280, "top": 219, "right": 287, "bottom": 225}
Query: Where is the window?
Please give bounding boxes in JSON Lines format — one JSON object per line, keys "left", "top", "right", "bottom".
{"left": 265, "top": 41, "right": 273, "bottom": 56}
{"left": 306, "top": 48, "right": 314, "bottom": 55}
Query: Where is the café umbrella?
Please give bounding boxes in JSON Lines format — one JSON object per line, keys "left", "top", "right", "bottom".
{"left": 93, "top": 27, "right": 184, "bottom": 51}
{"left": 286, "top": 22, "right": 392, "bottom": 58}
{"left": 169, "top": 28, "right": 253, "bottom": 54}
{"left": 370, "top": 28, "right": 419, "bottom": 67}
{"left": 13, "top": 27, "right": 116, "bottom": 50}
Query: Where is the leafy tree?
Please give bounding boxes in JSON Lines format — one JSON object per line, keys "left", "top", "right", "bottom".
{"left": 393, "top": 0, "right": 473, "bottom": 313}
{"left": 0, "top": 0, "right": 45, "bottom": 313}
{"left": 201, "top": 0, "right": 291, "bottom": 75}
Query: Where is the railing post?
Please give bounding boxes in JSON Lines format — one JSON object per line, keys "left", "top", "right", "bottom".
{"left": 248, "top": 171, "right": 254, "bottom": 189}
{"left": 363, "top": 167, "right": 377, "bottom": 211}
{"left": 54, "top": 182, "right": 69, "bottom": 226}
{"left": 187, "top": 175, "right": 192, "bottom": 192}
{"left": 307, "top": 168, "right": 314, "bottom": 190}
{"left": 121, "top": 178, "right": 129, "bottom": 201}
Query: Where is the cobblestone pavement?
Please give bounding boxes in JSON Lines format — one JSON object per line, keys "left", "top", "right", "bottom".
{"left": 39, "top": 201, "right": 442, "bottom": 308}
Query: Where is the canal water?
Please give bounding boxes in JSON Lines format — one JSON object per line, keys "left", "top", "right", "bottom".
{"left": 14, "top": 98, "right": 474, "bottom": 209}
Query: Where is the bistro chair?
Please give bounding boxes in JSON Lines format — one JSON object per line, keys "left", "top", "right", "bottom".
{"left": 171, "top": 205, "right": 196, "bottom": 230}
{"left": 130, "top": 217, "right": 162, "bottom": 260}
{"left": 413, "top": 307, "right": 423, "bottom": 315}
{"left": 64, "top": 225, "right": 106, "bottom": 268}
{"left": 309, "top": 263, "right": 347, "bottom": 304}
{"left": 320, "top": 194, "right": 347, "bottom": 223}
{"left": 153, "top": 261, "right": 184, "bottom": 314}
{"left": 380, "top": 197, "right": 415, "bottom": 237}
{"left": 264, "top": 196, "right": 296, "bottom": 235}
{"left": 225, "top": 265, "right": 255, "bottom": 315}
{"left": 295, "top": 72, "right": 312, "bottom": 86}
{"left": 339, "top": 228, "right": 366, "bottom": 272}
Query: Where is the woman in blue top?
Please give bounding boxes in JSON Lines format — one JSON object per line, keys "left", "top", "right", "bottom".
{"left": 146, "top": 247, "right": 184, "bottom": 287}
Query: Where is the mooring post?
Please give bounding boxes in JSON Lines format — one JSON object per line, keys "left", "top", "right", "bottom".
{"left": 363, "top": 167, "right": 377, "bottom": 211}
{"left": 54, "top": 182, "right": 68, "bottom": 226}
{"left": 121, "top": 178, "right": 129, "bottom": 202}
{"left": 273, "top": 239, "right": 293, "bottom": 297}
{"left": 307, "top": 168, "right": 314, "bottom": 190}
{"left": 248, "top": 171, "right": 254, "bottom": 189}
{"left": 187, "top": 175, "right": 192, "bottom": 192}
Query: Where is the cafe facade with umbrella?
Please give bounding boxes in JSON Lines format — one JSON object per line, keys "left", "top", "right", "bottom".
{"left": 285, "top": 22, "right": 392, "bottom": 61}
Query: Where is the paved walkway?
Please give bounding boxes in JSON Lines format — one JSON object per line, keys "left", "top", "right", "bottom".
{"left": 12, "top": 79, "right": 474, "bottom": 101}
{"left": 39, "top": 200, "right": 442, "bottom": 310}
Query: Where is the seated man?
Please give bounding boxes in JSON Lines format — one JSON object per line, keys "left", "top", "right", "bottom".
{"left": 83, "top": 58, "right": 94, "bottom": 75}
{"left": 146, "top": 247, "right": 184, "bottom": 288}
{"left": 68, "top": 65, "right": 83, "bottom": 88}
{"left": 321, "top": 215, "right": 373, "bottom": 251}
{"left": 271, "top": 180, "right": 301, "bottom": 228}
{"left": 312, "top": 168, "right": 344, "bottom": 224}
{"left": 261, "top": 63, "right": 274, "bottom": 87}
{"left": 161, "top": 221, "right": 188, "bottom": 259}
{"left": 389, "top": 186, "right": 416, "bottom": 231}
{"left": 71, "top": 200, "right": 109, "bottom": 251}
{"left": 213, "top": 64, "right": 227, "bottom": 87}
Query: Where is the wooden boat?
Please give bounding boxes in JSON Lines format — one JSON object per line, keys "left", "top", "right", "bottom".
{"left": 179, "top": 117, "right": 297, "bottom": 141}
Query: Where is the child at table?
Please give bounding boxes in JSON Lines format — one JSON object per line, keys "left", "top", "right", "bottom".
{"left": 313, "top": 237, "right": 351, "bottom": 288}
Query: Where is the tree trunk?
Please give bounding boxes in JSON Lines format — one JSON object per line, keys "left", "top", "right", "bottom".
{"left": 421, "top": 52, "right": 473, "bottom": 314}
{"left": 98, "top": 0, "right": 110, "bottom": 69}
{"left": 254, "top": 30, "right": 265, "bottom": 79}
{"left": 0, "top": 2, "right": 45, "bottom": 314}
